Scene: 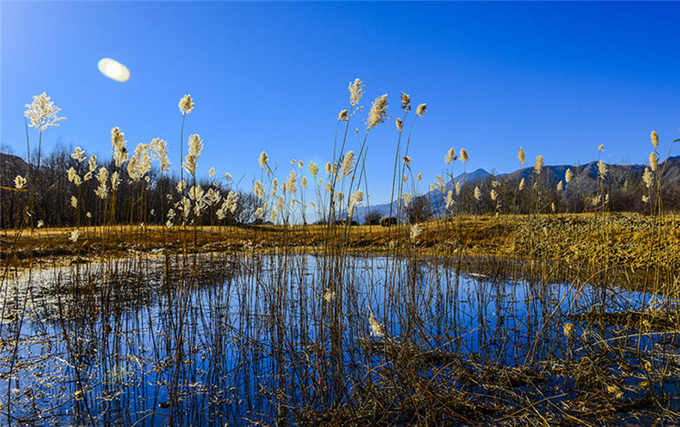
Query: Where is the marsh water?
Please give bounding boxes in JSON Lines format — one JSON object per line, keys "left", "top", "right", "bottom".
{"left": 1, "top": 253, "right": 678, "bottom": 426}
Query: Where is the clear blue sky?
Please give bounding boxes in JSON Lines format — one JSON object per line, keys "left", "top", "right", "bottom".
{"left": 2, "top": 1, "right": 679, "bottom": 204}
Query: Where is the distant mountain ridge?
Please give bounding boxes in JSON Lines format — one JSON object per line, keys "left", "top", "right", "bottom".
{"left": 352, "top": 168, "right": 490, "bottom": 220}
{"left": 0, "top": 153, "right": 29, "bottom": 177}
{"left": 352, "top": 156, "right": 680, "bottom": 222}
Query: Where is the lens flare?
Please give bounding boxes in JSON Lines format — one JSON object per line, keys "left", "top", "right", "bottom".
{"left": 98, "top": 58, "right": 130, "bottom": 82}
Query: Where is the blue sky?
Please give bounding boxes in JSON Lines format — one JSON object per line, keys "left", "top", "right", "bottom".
{"left": 2, "top": 1, "right": 679, "bottom": 204}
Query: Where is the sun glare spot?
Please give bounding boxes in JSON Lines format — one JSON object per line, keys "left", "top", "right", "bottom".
{"left": 98, "top": 58, "right": 130, "bottom": 82}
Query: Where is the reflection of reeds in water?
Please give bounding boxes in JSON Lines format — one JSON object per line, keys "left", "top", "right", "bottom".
{"left": 1, "top": 252, "right": 678, "bottom": 425}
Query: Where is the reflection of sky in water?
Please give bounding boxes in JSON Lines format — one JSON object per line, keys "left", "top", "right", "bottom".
{"left": 0, "top": 254, "right": 677, "bottom": 425}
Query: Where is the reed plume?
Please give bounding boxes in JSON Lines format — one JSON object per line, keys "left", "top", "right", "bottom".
{"left": 14, "top": 175, "right": 26, "bottom": 189}
{"left": 367, "top": 95, "right": 389, "bottom": 129}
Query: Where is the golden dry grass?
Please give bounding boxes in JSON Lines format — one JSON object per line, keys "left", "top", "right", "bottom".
{"left": 3, "top": 213, "right": 680, "bottom": 274}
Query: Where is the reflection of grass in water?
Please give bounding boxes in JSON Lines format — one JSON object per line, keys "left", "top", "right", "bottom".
{"left": 1, "top": 253, "right": 678, "bottom": 425}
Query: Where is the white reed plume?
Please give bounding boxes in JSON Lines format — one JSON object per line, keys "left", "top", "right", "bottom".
{"left": 71, "top": 147, "right": 86, "bottom": 163}
{"left": 270, "top": 207, "right": 277, "bottom": 222}
{"left": 434, "top": 175, "right": 446, "bottom": 194}
{"left": 258, "top": 151, "right": 268, "bottom": 169}
{"left": 403, "top": 192, "right": 413, "bottom": 208}
{"left": 286, "top": 169, "right": 298, "bottom": 194}
{"left": 323, "top": 288, "right": 335, "bottom": 303}
{"left": 71, "top": 196, "right": 78, "bottom": 209}
{"left": 88, "top": 155, "right": 97, "bottom": 172}
{"left": 209, "top": 167, "right": 215, "bottom": 178}
{"left": 14, "top": 175, "right": 26, "bottom": 189}
{"left": 598, "top": 144, "right": 604, "bottom": 152}
{"left": 401, "top": 92, "right": 411, "bottom": 111}
{"left": 253, "top": 180, "right": 265, "bottom": 199}
{"left": 206, "top": 188, "right": 222, "bottom": 206}
{"left": 255, "top": 207, "right": 264, "bottom": 218}
{"left": 460, "top": 148, "right": 469, "bottom": 163}
{"left": 565, "top": 168, "right": 573, "bottom": 183}
{"left": 651, "top": 131, "right": 659, "bottom": 149}
{"left": 455, "top": 181, "right": 461, "bottom": 196}
{"left": 216, "top": 205, "right": 227, "bottom": 221}
{"left": 518, "top": 147, "right": 526, "bottom": 165}
{"left": 188, "top": 186, "right": 207, "bottom": 216}
{"left": 86, "top": 212, "right": 92, "bottom": 219}
{"left": 403, "top": 156, "right": 411, "bottom": 164}
{"left": 338, "top": 110, "right": 349, "bottom": 122}
{"left": 24, "top": 92, "right": 66, "bottom": 132}
{"left": 275, "top": 195, "right": 285, "bottom": 213}
{"left": 110, "top": 171, "right": 120, "bottom": 191}
{"left": 415, "top": 103, "right": 427, "bottom": 117}
{"left": 551, "top": 202, "right": 556, "bottom": 213}
{"left": 128, "top": 143, "right": 152, "bottom": 182}
{"left": 217, "top": 192, "right": 238, "bottom": 221}
{"left": 350, "top": 189, "right": 364, "bottom": 208}
{"left": 367, "top": 94, "right": 389, "bottom": 129}
{"left": 649, "top": 152, "right": 658, "bottom": 172}
{"left": 642, "top": 167, "right": 653, "bottom": 189}
{"left": 37, "top": 220, "right": 44, "bottom": 228}
{"left": 272, "top": 178, "right": 278, "bottom": 196}
{"left": 396, "top": 118, "right": 404, "bottom": 132}
{"left": 178, "top": 94, "right": 194, "bottom": 115}
{"left": 188, "top": 185, "right": 204, "bottom": 202}
{"left": 367, "top": 306, "right": 385, "bottom": 338}
{"left": 417, "top": 172, "right": 422, "bottom": 182}
{"left": 490, "top": 189, "right": 498, "bottom": 201}
{"left": 445, "top": 148, "right": 456, "bottom": 164}
{"left": 341, "top": 151, "right": 355, "bottom": 177}
{"left": 95, "top": 167, "right": 109, "bottom": 199}
{"left": 598, "top": 160, "right": 607, "bottom": 178}
{"left": 335, "top": 191, "right": 344, "bottom": 203}
{"left": 410, "top": 223, "right": 422, "bottom": 240}
{"left": 557, "top": 181, "right": 563, "bottom": 191}
{"left": 70, "top": 229, "right": 80, "bottom": 242}
{"left": 642, "top": 195, "right": 649, "bottom": 203}
{"left": 224, "top": 172, "right": 232, "bottom": 181}
{"left": 474, "top": 186, "right": 481, "bottom": 201}
{"left": 111, "top": 127, "right": 129, "bottom": 167}
{"left": 183, "top": 134, "right": 203, "bottom": 176}
{"left": 309, "top": 161, "right": 319, "bottom": 177}
{"left": 444, "top": 190, "right": 454, "bottom": 211}
{"left": 67, "top": 167, "right": 82, "bottom": 186}
{"left": 534, "top": 155, "right": 543, "bottom": 175}
{"left": 301, "top": 176, "right": 308, "bottom": 189}
{"left": 349, "top": 78, "right": 365, "bottom": 107}
{"left": 298, "top": 160, "right": 303, "bottom": 168}
{"left": 83, "top": 171, "right": 93, "bottom": 182}
{"left": 150, "top": 138, "right": 171, "bottom": 173}
{"left": 519, "top": 178, "right": 526, "bottom": 191}
{"left": 225, "top": 191, "right": 239, "bottom": 214}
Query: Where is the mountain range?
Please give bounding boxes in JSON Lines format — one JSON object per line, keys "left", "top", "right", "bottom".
{"left": 353, "top": 155, "right": 680, "bottom": 222}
